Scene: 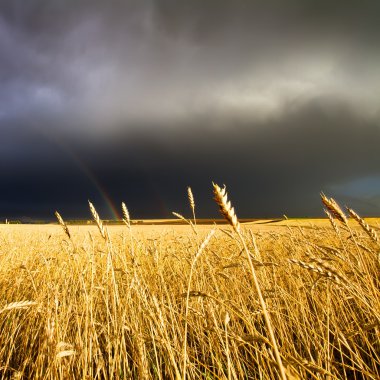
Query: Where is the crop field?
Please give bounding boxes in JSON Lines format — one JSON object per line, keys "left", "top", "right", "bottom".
{"left": 0, "top": 189, "right": 379, "bottom": 379}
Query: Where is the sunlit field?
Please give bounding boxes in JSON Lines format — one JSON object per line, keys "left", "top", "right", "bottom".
{"left": 0, "top": 189, "right": 379, "bottom": 379}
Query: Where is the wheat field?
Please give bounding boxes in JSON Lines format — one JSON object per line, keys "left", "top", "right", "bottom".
{"left": 0, "top": 187, "right": 379, "bottom": 379}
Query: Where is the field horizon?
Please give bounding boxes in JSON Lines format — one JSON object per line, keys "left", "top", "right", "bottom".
{"left": 3, "top": 216, "right": 380, "bottom": 226}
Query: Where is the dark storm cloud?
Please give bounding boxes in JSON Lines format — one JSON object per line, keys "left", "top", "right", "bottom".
{"left": 72, "top": 99, "right": 380, "bottom": 218}
{"left": 1, "top": 1, "right": 380, "bottom": 218}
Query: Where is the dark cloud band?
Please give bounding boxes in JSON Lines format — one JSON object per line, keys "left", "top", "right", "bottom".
{"left": 1, "top": 1, "right": 379, "bottom": 219}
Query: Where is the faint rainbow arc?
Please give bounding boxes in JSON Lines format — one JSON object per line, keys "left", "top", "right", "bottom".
{"left": 34, "top": 127, "right": 121, "bottom": 219}
{"left": 66, "top": 153, "right": 121, "bottom": 220}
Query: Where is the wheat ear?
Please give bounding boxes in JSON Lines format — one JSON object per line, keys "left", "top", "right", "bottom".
{"left": 121, "top": 202, "right": 131, "bottom": 228}
{"left": 288, "top": 258, "right": 347, "bottom": 285}
{"left": 346, "top": 207, "right": 378, "bottom": 243}
{"left": 172, "top": 212, "right": 187, "bottom": 222}
{"left": 212, "top": 183, "right": 240, "bottom": 232}
{"left": 1, "top": 300, "right": 37, "bottom": 313}
{"left": 88, "top": 201, "right": 108, "bottom": 241}
{"left": 212, "top": 182, "right": 287, "bottom": 380}
{"left": 55, "top": 211, "right": 71, "bottom": 239}
{"left": 320, "top": 193, "right": 348, "bottom": 225}
{"left": 324, "top": 209, "right": 340, "bottom": 235}
{"left": 187, "top": 186, "right": 196, "bottom": 226}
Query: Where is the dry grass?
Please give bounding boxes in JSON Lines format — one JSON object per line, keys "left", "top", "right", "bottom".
{"left": 0, "top": 189, "right": 379, "bottom": 379}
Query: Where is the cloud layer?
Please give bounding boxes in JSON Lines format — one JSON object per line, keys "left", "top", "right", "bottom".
{"left": 1, "top": 1, "right": 380, "bottom": 218}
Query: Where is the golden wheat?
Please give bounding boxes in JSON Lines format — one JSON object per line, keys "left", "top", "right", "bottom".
{"left": 212, "top": 182, "right": 287, "bottom": 380}
{"left": 88, "top": 200, "right": 108, "bottom": 240}
{"left": 212, "top": 183, "right": 240, "bottom": 232}
{"left": 187, "top": 187, "right": 195, "bottom": 212}
{"left": 0, "top": 189, "right": 378, "bottom": 379}
{"left": 55, "top": 211, "right": 71, "bottom": 239}
{"left": 346, "top": 207, "right": 379, "bottom": 243}
{"left": 321, "top": 192, "right": 348, "bottom": 225}
{"left": 0, "top": 300, "right": 37, "bottom": 313}
{"left": 121, "top": 202, "right": 131, "bottom": 227}
{"left": 324, "top": 209, "right": 340, "bottom": 235}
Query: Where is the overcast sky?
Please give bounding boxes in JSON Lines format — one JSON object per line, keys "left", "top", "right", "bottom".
{"left": 1, "top": 0, "right": 380, "bottom": 220}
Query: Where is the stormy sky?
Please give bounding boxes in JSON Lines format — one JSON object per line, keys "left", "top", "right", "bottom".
{"left": 1, "top": 0, "right": 380, "bottom": 220}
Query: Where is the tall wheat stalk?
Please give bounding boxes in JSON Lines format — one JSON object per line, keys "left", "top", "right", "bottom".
{"left": 346, "top": 207, "right": 379, "bottom": 243}
{"left": 187, "top": 187, "right": 196, "bottom": 227}
{"left": 121, "top": 202, "right": 131, "bottom": 228}
{"left": 88, "top": 201, "right": 108, "bottom": 241}
{"left": 55, "top": 211, "right": 71, "bottom": 239}
{"left": 182, "top": 229, "right": 215, "bottom": 380}
{"left": 213, "top": 182, "right": 287, "bottom": 380}
{"left": 121, "top": 202, "right": 135, "bottom": 262}
{"left": 320, "top": 193, "right": 348, "bottom": 226}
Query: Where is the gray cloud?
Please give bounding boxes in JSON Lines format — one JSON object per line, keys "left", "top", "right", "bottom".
{"left": 1, "top": 1, "right": 380, "bottom": 218}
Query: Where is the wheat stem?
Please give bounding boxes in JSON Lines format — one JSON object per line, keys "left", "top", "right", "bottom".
{"left": 55, "top": 211, "right": 71, "bottom": 239}
{"left": 212, "top": 182, "right": 287, "bottom": 380}
{"left": 182, "top": 229, "right": 215, "bottom": 380}
{"left": 187, "top": 186, "right": 196, "bottom": 227}
{"left": 88, "top": 201, "right": 108, "bottom": 241}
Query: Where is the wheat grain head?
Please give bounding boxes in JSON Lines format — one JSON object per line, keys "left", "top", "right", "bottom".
{"left": 346, "top": 207, "right": 378, "bottom": 243}
{"left": 121, "top": 202, "right": 131, "bottom": 227}
{"left": 88, "top": 201, "right": 107, "bottom": 240}
{"left": 55, "top": 211, "right": 71, "bottom": 239}
{"left": 320, "top": 193, "right": 348, "bottom": 225}
{"left": 213, "top": 183, "right": 240, "bottom": 232}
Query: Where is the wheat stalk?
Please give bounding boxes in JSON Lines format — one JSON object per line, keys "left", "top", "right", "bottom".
{"left": 187, "top": 187, "right": 195, "bottom": 211}
{"left": 213, "top": 183, "right": 240, "bottom": 232}
{"left": 320, "top": 193, "right": 348, "bottom": 225}
{"left": 194, "top": 229, "right": 215, "bottom": 264}
{"left": 56, "top": 342, "right": 76, "bottom": 359}
{"left": 173, "top": 212, "right": 197, "bottom": 234}
{"left": 1, "top": 301, "right": 37, "bottom": 313}
{"left": 187, "top": 186, "right": 196, "bottom": 227}
{"left": 324, "top": 209, "right": 340, "bottom": 235}
{"left": 56, "top": 350, "right": 76, "bottom": 359}
{"left": 346, "top": 207, "right": 378, "bottom": 243}
{"left": 88, "top": 201, "right": 108, "bottom": 241}
{"left": 172, "top": 212, "right": 187, "bottom": 222}
{"left": 55, "top": 211, "right": 71, "bottom": 239}
{"left": 212, "top": 182, "right": 287, "bottom": 380}
{"left": 183, "top": 229, "right": 215, "bottom": 380}
{"left": 121, "top": 202, "right": 131, "bottom": 228}
{"left": 288, "top": 258, "right": 347, "bottom": 285}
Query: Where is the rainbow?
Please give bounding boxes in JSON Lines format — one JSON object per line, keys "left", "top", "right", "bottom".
{"left": 35, "top": 126, "right": 121, "bottom": 220}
